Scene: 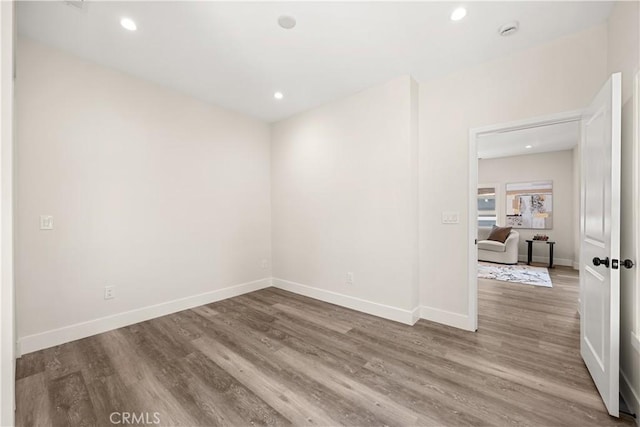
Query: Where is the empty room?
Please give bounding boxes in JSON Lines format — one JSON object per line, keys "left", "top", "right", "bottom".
{"left": 0, "top": 1, "right": 639, "bottom": 426}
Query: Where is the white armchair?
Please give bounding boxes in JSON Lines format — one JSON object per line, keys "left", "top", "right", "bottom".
{"left": 477, "top": 227, "right": 519, "bottom": 264}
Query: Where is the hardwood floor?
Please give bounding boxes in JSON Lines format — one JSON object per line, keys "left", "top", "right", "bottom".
{"left": 16, "top": 267, "right": 634, "bottom": 426}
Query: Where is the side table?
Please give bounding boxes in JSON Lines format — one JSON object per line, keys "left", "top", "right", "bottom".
{"left": 525, "top": 239, "right": 556, "bottom": 268}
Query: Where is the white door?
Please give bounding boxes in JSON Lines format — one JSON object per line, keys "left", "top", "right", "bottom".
{"left": 580, "top": 72, "right": 622, "bottom": 417}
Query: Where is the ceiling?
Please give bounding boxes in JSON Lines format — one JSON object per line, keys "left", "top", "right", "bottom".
{"left": 17, "top": 1, "right": 613, "bottom": 122}
{"left": 477, "top": 120, "right": 580, "bottom": 159}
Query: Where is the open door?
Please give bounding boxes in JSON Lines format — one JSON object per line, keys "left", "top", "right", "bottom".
{"left": 580, "top": 72, "right": 622, "bottom": 417}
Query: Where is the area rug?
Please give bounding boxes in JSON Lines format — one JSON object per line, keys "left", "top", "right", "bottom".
{"left": 478, "top": 262, "right": 552, "bottom": 287}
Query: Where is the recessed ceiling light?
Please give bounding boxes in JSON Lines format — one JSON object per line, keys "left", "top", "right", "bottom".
{"left": 450, "top": 7, "right": 467, "bottom": 21}
{"left": 120, "top": 17, "right": 137, "bottom": 31}
{"left": 278, "top": 15, "right": 296, "bottom": 30}
{"left": 525, "top": 145, "right": 533, "bottom": 149}
{"left": 274, "top": 92, "right": 284, "bottom": 100}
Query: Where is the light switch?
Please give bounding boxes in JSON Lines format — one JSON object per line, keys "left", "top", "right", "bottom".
{"left": 40, "top": 215, "right": 54, "bottom": 230}
{"left": 442, "top": 211, "right": 460, "bottom": 224}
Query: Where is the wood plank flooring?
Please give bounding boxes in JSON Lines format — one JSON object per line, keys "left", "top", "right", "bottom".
{"left": 16, "top": 266, "right": 635, "bottom": 426}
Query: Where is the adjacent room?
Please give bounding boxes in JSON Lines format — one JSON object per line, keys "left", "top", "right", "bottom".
{"left": 474, "top": 121, "right": 585, "bottom": 376}
{"left": 0, "top": 1, "right": 638, "bottom": 426}
{"left": 476, "top": 121, "right": 580, "bottom": 287}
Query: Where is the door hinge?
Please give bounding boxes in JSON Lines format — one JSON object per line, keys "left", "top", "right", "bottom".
{"left": 612, "top": 259, "right": 619, "bottom": 270}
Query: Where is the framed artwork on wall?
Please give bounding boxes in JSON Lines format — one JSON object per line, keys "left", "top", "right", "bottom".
{"left": 505, "top": 181, "right": 553, "bottom": 229}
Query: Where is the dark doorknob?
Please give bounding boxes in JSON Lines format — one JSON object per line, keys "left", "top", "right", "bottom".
{"left": 592, "top": 257, "right": 610, "bottom": 268}
{"left": 622, "top": 259, "right": 635, "bottom": 269}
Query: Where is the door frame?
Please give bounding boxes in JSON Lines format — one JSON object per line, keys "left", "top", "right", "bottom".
{"left": 467, "top": 109, "right": 583, "bottom": 331}
{"left": 0, "top": 1, "right": 15, "bottom": 425}
{"left": 633, "top": 70, "right": 640, "bottom": 346}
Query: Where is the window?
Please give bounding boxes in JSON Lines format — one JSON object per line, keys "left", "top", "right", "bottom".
{"left": 478, "top": 186, "right": 497, "bottom": 227}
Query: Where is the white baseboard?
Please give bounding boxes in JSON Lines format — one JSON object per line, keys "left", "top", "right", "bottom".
{"left": 517, "top": 255, "right": 573, "bottom": 267}
{"left": 419, "top": 305, "right": 474, "bottom": 331}
{"left": 411, "top": 306, "right": 421, "bottom": 324}
{"left": 271, "top": 278, "right": 418, "bottom": 325}
{"left": 18, "top": 277, "right": 478, "bottom": 355}
{"left": 17, "top": 278, "right": 272, "bottom": 356}
{"left": 621, "top": 368, "right": 640, "bottom": 426}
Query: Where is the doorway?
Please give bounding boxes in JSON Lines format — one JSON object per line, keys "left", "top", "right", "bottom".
{"left": 470, "top": 116, "right": 584, "bottom": 379}
{"left": 468, "top": 72, "right": 629, "bottom": 419}
{"left": 467, "top": 110, "right": 583, "bottom": 331}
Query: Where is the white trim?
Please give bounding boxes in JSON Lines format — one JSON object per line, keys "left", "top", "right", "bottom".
{"left": 609, "top": 72, "right": 623, "bottom": 416}
{"left": 633, "top": 69, "right": 640, "bottom": 343}
{"left": 468, "top": 109, "right": 584, "bottom": 333}
{"left": 411, "top": 306, "right": 420, "bottom": 324}
{"left": 471, "top": 109, "right": 584, "bottom": 135}
{"left": 621, "top": 368, "right": 640, "bottom": 426}
{"left": 468, "top": 129, "right": 479, "bottom": 331}
{"left": 619, "top": 69, "right": 640, "bottom": 426}
{"left": 271, "top": 278, "right": 419, "bottom": 325}
{"left": 0, "top": 2, "right": 14, "bottom": 425}
{"left": 419, "top": 305, "right": 473, "bottom": 331}
{"left": 18, "top": 278, "right": 272, "bottom": 355}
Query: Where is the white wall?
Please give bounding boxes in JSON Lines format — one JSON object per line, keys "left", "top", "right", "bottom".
{"left": 16, "top": 39, "right": 272, "bottom": 352}
{"left": 419, "top": 24, "right": 608, "bottom": 325}
{"left": 608, "top": 1, "right": 640, "bottom": 421}
{"left": 608, "top": 1, "right": 640, "bottom": 103}
{"left": 479, "top": 150, "right": 577, "bottom": 267}
{"left": 0, "top": 2, "right": 15, "bottom": 426}
{"left": 270, "top": 76, "right": 420, "bottom": 323}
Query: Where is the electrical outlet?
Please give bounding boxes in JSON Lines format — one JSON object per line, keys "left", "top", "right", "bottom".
{"left": 104, "top": 286, "right": 114, "bottom": 300}
{"left": 346, "top": 272, "right": 354, "bottom": 285}
{"left": 40, "top": 215, "right": 54, "bottom": 230}
{"left": 261, "top": 259, "right": 268, "bottom": 269}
